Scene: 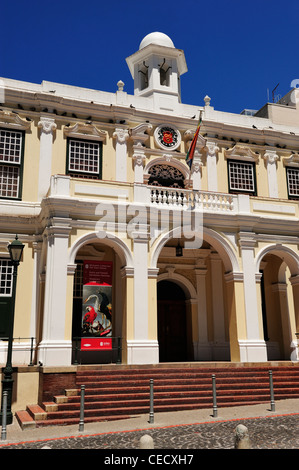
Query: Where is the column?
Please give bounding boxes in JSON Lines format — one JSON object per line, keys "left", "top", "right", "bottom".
{"left": 120, "top": 266, "right": 134, "bottom": 364}
{"left": 263, "top": 150, "right": 279, "bottom": 198}
{"left": 113, "top": 128, "right": 129, "bottom": 182}
{"left": 210, "top": 253, "right": 229, "bottom": 360}
{"left": 132, "top": 149, "right": 146, "bottom": 184}
{"left": 272, "top": 282, "right": 295, "bottom": 360}
{"left": 127, "top": 232, "right": 158, "bottom": 364}
{"left": 194, "top": 257, "right": 211, "bottom": 360}
{"left": 206, "top": 141, "right": 219, "bottom": 192}
{"left": 191, "top": 159, "right": 202, "bottom": 190}
{"left": 224, "top": 272, "right": 246, "bottom": 362}
{"left": 29, "top": 240, "right": 42, "bottom": 344}
{"left": 289, "top": 275, "right": 299, "bottom": 361}
{"left": 37, "top": 217, "right": 72, "bottom": 366}
{"left": 37, "top": 117, "right": 57, "bottom": 201}
{"left": 238, "top": 233, "right": 267, "bottom": 361}
{"left": 130, "top": 123, "right": 152, "bottom": 184}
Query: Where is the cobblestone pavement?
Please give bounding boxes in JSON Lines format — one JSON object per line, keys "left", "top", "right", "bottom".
{"left": 1, "top": 414, "right": 298, "bottom": 450}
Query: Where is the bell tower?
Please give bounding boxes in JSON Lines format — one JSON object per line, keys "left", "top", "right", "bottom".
{"left": 126, "top": 32, "right": 187, "bottom": 111}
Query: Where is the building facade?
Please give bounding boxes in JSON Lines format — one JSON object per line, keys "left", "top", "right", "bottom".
{"left": 1, "top": 32, "right": 299, "bottom": 374}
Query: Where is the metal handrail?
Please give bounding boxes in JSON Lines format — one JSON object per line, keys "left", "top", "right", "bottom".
{"left": 0, "top": 336, "right": 35, "bottom": 366}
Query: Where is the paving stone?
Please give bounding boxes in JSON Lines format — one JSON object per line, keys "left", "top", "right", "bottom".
{"left": 1, "top": 414, "right": 299, "bottom": 449}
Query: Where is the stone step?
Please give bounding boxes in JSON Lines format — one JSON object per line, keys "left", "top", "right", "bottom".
{"left": 15, "top": 365, "right": 299, "bottom": 429}
{"left": 15, "top": 410, "right": 36, "bottom": 430}
{"left": 26, "top": 404, "right": 47, "bottom": 421}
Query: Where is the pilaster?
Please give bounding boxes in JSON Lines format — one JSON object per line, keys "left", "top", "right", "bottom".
{"left": 37, "top": 117, "right": 57, "bottom": 201}
{"left": 263, "top": 150, "right": 279, "bottom": 198}
{"left": 238, "top": 233, "right": 267, "bottom": 361}
{"left": 206, "top": 141, "right": 219, "bottom": 192}
{"left": 113, "top": 127, "right": 129, "bottom": 182}
{"left": 37, "top": 217, "right": 72, "bottom": 366}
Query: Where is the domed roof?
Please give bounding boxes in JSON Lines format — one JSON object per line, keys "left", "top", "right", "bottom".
{"left": 139, "top": 32, "right": 175, "bottom": 50}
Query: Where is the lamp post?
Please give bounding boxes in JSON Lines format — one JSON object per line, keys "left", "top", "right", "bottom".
{"left": 0, "top": 235, "right": 24, "bottom": 425}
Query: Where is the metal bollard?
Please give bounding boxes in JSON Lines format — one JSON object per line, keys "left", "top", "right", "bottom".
{"left": 269, "top": 370, "right": 275, "bottom": 412}
{"left": 79, "top": 385, "right": 85, "bottom": 432}
{"left": 1, "top": 391, "right": 8, "bottom": 441}
{"left": 149, "top": 379, "right": 154, "bottom": 423}
{"left": 212, "top": 374, "right": 218, "bottom": 417}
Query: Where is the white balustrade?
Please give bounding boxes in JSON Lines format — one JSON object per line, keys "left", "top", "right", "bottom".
{"left": 149, "top": 186, "right": 236, "bottom": 212}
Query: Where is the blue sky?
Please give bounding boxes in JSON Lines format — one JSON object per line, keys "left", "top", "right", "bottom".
{"left": 1, "top": 0, "right": 299, "bottom": 114}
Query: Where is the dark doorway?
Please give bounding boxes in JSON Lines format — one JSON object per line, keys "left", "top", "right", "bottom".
{"left": 157, "top": 280, "right": 187, "bottom": 362}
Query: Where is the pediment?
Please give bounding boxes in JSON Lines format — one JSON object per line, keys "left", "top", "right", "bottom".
{"left": 283, "top": 153, "right": 299, "bottom": 167}
{"left": 224, "top": 145, "right": 259, "bottom": 161}
{"left": 0, "top": 110, "right": 31, "bottom": 130}
{"left": 64, "top": 122, "right": 107, "bottom": 142}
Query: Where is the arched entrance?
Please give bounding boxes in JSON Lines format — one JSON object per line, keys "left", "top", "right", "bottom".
{"left": 69, "top": 233, "right": 133, "bottom": 365}
{"left": 157, "top": 280, "right": 187, "bottom": 362}
{"left": 257, "top": 248, "right": 299, "bottom": 361}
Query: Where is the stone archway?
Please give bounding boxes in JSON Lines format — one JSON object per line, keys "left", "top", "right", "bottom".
{"left": 68, "top": 232, "right": 133, "bottom": 364}
{"left": 255, "top": 245, "right": 299, "bottom": 361}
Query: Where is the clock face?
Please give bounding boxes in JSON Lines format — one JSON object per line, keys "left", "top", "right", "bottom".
{"left": 155, "top": 125, "right": 181, "bottom": 150}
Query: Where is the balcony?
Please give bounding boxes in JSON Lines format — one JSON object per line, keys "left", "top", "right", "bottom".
{"left": 44, "top": 175, "right": 299, "bottom": 224}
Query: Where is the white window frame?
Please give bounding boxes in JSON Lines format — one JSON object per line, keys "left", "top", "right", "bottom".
{"left": 0, "top": 259, "right": 13, "bottom": 297}
{"left": 0, "top": 128, "right": 24, "bottom": 199}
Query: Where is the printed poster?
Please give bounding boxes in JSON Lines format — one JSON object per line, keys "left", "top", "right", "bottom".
{"left": 81, "top": 261, "right": 113, "bottom": 350}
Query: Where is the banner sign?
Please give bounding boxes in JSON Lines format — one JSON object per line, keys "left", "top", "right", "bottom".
{"left": 83, "top": 260, "right": 113, "bottom": 285}
{"left": 81, "top": 261, "right": 113, "bottom": 350}
{"left": 81, "top": 338, "right": 112, "bottom": 351}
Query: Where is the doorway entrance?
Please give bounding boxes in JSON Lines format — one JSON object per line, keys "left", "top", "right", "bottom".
{"left": 157, "top": 280, "right": 187, "bottom": 362}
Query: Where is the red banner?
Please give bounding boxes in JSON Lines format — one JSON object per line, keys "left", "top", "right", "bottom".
{"left": 83, "top": 261, "right": 113, "bottom": 285}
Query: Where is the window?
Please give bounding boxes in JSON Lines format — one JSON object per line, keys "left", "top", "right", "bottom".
{"left": 0, "top": 128, "right": 24, "bottom": 198}
{"left": 148, "top": 164, "right": 185, "bottom": 188}
{"left": 228, "top": 159, "right": 256, "bottom": 195}
{"left": 286, "top": 167, "right": 299, "bottom": 199}
{"left": 67, "top": 138, "right": 102, "bottom": 179}
{"left": 159, "top": 60, "right": 171, "bottom": 86}
{"left": 0, "top": 259, "right": 13, "bottom": 297}
{"left": 0, "top": 259, "right": 13, "bottom": 338}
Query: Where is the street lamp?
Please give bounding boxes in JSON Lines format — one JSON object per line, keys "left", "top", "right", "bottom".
{"left": 0, "top": 235, "right": 24, "bottom": 425}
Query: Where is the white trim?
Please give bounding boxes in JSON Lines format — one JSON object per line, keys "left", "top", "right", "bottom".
{"left": 238, "top": 340, "right": 268, "bottom": 362}
{"left": 126, "top": 340, "right": 159, "bottom": 364}
{"left": 255, "top": 244, "right": 299, "bottom": 277}
{"left": 68, "top": 231, "right": 134, "bottom": 269}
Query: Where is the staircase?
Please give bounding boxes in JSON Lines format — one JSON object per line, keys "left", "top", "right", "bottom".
{"left": 16, "top": 364, "right": 299, "bottom": 429}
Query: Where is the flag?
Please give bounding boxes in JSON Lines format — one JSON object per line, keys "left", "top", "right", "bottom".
{"left": 185, "top": 115, "right": 202, "bottom": 170}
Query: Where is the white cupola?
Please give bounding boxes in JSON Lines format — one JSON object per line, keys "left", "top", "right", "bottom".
{"left": 126, "top": 32, "right": 187, "bottom": 110}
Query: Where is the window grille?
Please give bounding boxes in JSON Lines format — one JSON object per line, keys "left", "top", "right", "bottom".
{"left": 228, "top": 160, "right": 255, "bottom": 194}
{"left": 73, "top": 261, "right": 83, "bottom": 298}
{"left": 0, "top": 129, "right": 23, "bottom": 198}
{"left": 0, "top": 165, "right": 20, "bottom": 198}
{"left": 0, "top": 130, "right": 22, "bottom": 164}
{"left": 0, "top": 259, "right": 13, "bottom": 297}
{"left": 286, "top": 167, "right": 299, "bottom": 198}
{"left": 148, "top": 164, "right": 185, "bottom": 188}
{"left": 68, "top": 139, "right": 101, "bottom": 177}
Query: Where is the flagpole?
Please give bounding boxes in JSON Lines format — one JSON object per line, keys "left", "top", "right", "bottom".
{"left": 187, "top": 111, "right": 202, "bottom": 184}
